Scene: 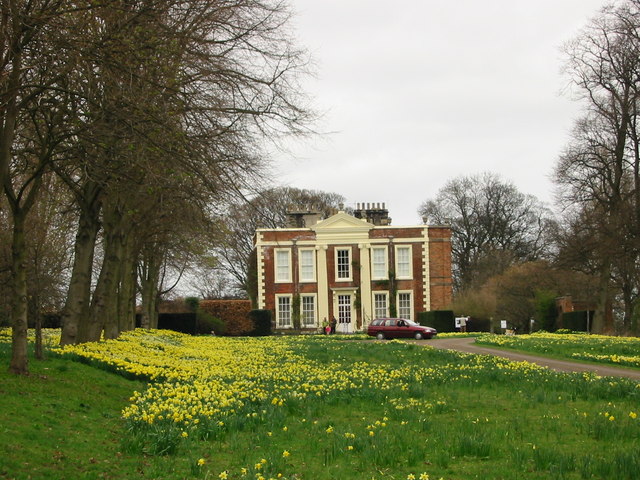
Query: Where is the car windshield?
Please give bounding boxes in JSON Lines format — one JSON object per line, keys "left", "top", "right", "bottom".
{"left": 404, "top": 320, "right": 420, "bottom": 327}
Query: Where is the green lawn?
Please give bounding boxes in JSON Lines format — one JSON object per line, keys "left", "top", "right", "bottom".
{"left": 1, "top": 331, "right": 639, "bottom": 479}
{"left": 474, "top": 332, "right": 640, "bottom": 369}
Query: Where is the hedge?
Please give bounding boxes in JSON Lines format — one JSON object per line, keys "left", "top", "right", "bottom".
{"left": 248, "top": 309, "right": 272, "bottom": 336}
{"left": 417, "top": 310, "right": 455, "bottom": 333}
{"left": 157, "top": 313, "right": 197, "bottom": 334}
{"left": 561, "top": 310, "right": 592, "bottom": 332}
{"left": 199, "top": 300, "right": 253, "bottom": 336}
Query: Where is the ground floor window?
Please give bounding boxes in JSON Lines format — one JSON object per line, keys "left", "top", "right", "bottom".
{"left": 398, "top": 292, "right": 412, "bottom": 320}
{"left": 301, "top": 295, "right": 316, "bottom": 327}
{"left": 277, "top": 295, "right": 291, "bottom": 327}
{"left": 374, "top": 292, "right": 388, "bottom": 319}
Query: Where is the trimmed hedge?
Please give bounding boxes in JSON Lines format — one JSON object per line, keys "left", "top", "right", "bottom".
{"left": 466, "top": 317, "right": 490, "bottom": 332}
{"left": 561, "top": 310, "right": 592, "bottom": 332}
{"left": 200, "top": 300, "right": 253, "bottom": 336}
{"left": 249, "top": 309, "right": 272, "bottom": 336}
{"left": 158, "top": 313, "right": 197, "bottom": 334}
{"left": 418, "top": 310, "right": 455, "bottom": 333}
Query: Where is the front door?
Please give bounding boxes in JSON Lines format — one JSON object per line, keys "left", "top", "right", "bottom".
{"left": 337, "top": 294, "right": 352, "bottom": 333}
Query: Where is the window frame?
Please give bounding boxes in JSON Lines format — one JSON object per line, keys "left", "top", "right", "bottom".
{"left": 274, "top": 248, "right": 292, "bottom": 283}
{"left": 397, "top": 290, "right": 413, "bottom": 321}
{"left": 373, "top": 291, "right": 389, "bottom": 319}
{"left": 300, "top": 294, "right": 317, "bottom": 327}
{"left": 335, "top": 247, "right": 352, "bottom": 282}
{"left": 371, "top": 246, "right": 388, "bottom": 280}
{"left": 395, "top": 245, "right": 413, "bottom": 279}
{"left": 298, "top": 248, "right": 316, "bottom": 283}
{"left": 276, "top": 294, "right": 292, "bottom": 328}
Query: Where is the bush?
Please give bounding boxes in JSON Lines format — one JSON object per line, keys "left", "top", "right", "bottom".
{"left": 196, "top": 310, "right": 226, "bottom": 335}
{"left": 418, "top": 310, "right": 455, "bottom": 332}
{"left": 184, "top": 296, "right": 200, "bottom": 312}
{"left": 249, "top": 309, "right": 272, "bottom": 336}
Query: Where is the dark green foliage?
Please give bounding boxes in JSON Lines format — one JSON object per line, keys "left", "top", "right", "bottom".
{"left": 467, "top": 316, "right": 490, "bottom": 332}
{"left": 562, "top": 310, "right": 592, "bottom": 332}
{"left": 196, "top": 310, "right": 226, "bottom": 335}
{"left": 249, "top": 309, "right": 272, "bottom": 336}
{"left": 534, "top": 290, "right": 558, "bottom": 332}
{"left": 184, "top": 297, "right": 200, "bottom": 312}
{"left": 418, "top": 310, "right": 455, "bottom": 332}
{"left": 292, "top": 294, "right": 301, "bottom": 330}
{"left": 158, "top": 313, "right": 197, "bottom": 334}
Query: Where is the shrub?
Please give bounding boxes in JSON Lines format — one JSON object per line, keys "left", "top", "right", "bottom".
{"left": 249, "top": 309, "right": 272, "bottom": 336}
{"left": 196, "top": 310, "right": 226, "bottom": 335}
{"left": 184, "top": 297, "right": 200, "bottom": 312}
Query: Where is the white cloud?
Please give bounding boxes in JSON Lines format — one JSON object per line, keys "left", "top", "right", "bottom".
{"left": 275, "top": 0, "right": 606, "bottom": 224}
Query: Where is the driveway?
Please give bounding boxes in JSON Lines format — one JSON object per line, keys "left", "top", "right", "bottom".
{"left": 418, "top": 337, "right": 640, "bottom": 381}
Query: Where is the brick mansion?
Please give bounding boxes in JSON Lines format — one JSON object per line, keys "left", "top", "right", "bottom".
{"left": 253, "top": 204, "right": 453, "bottom": 333}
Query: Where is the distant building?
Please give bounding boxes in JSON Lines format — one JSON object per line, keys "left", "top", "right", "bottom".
{"left": 253, "top": 206, "right": 452, "bottom": 333}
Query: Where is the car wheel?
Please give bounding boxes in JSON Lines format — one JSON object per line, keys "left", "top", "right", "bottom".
{"left": 414, "top": 332, "right": 424, "bottom": 340}
{"left": 376, "top": 332, "right": 385, "bottom": 340}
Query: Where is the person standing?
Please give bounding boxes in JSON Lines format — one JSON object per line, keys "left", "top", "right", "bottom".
{"left": 330, "top": 317, "right": 337, "bottom": 334}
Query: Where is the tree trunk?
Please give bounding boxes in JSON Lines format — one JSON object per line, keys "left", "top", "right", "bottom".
{"left": 140, "top": 250, "right": 162, "bottom": 329}
{"left": 118, "top": 236, "right": 137, "bottom": 332}
{"left": 592, "top": 259, "right": 611, "bottom": 334}
{"left": 60, "top": 199, "right": 101, "bottom": 345}
{"left": 9, "top": 209, "right": 29, "bottom": 375}
{"left": 81, "top": 199, "right": 123, "bottom": 342}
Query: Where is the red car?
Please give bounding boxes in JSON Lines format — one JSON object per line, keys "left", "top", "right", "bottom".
{"left": 367, "top": 318, "right": 437, "bottom": 340}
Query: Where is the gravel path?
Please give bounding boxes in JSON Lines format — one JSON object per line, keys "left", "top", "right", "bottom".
{"left": 415, "top": 337, "right": 640, "bottom": 381}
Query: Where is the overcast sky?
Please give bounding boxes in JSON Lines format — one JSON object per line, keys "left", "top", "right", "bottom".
{"left": 273, "top": 0, "right": 608, "bottom": 225}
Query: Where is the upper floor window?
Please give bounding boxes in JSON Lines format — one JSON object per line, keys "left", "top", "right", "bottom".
{"left": 299, "top": 249, "right": 316, "bottom": 282}
{"left": 371, "top": 247, "right": 388, "bottom": 280}
{"left": 395, "top": 245, "right": 412, "bottom": 279}
{"left": 336, "top": 247, "right": 351, "bottom": 281}
{"left": 275, "top": 249, "right": 291, "bottom": 282}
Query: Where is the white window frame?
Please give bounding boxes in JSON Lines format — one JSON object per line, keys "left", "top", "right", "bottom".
{"left": 299, "top": 248, "right": 316, "bottom": 283}
{"left": 275, "top": 248, "right": 291, "bottom": 283}
{"left": 335, "top": 247, "right": 352, "bottom": 282}
{"left": 371, "top": 246, "right": 388, "bottom": 280}
{"left": 373, "top": 291, "right": 389, "bottom": 319}
{"left": 276, "top": 294, "right": 292, "bottom": 328}
{"left": 395, "top": 245, "right": 413, "bottom": 279}
{"left": 301, "top": 294, "right": 317, "bottom": 327}
{"left": 397, "top": 291, "right": 413, "bottom": 321}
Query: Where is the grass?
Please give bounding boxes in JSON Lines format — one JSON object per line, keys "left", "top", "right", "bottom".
{"left": 474, "top": 332, "right": 640, "bottom": 369}
{"left": 1, "top": 329, "right": 640, "bottom": 479}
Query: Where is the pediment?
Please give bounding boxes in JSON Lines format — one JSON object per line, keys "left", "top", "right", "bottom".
{"left": 312, "top": 211, "right": 373, "bottom": 233}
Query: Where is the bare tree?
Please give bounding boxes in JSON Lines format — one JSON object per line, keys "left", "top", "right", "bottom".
{"left": 556, "top": 0, "right": 640, "bottom": 333}
{"left": 216, "top": 187, "right": 345, "bottom": 300}
{"left": 419, "top": 172, "right": 555, "bottom": 292}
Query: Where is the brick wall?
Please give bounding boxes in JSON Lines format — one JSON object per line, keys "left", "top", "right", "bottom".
{"left": 428, "top": 227, "right": 453, "bottom": 310}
